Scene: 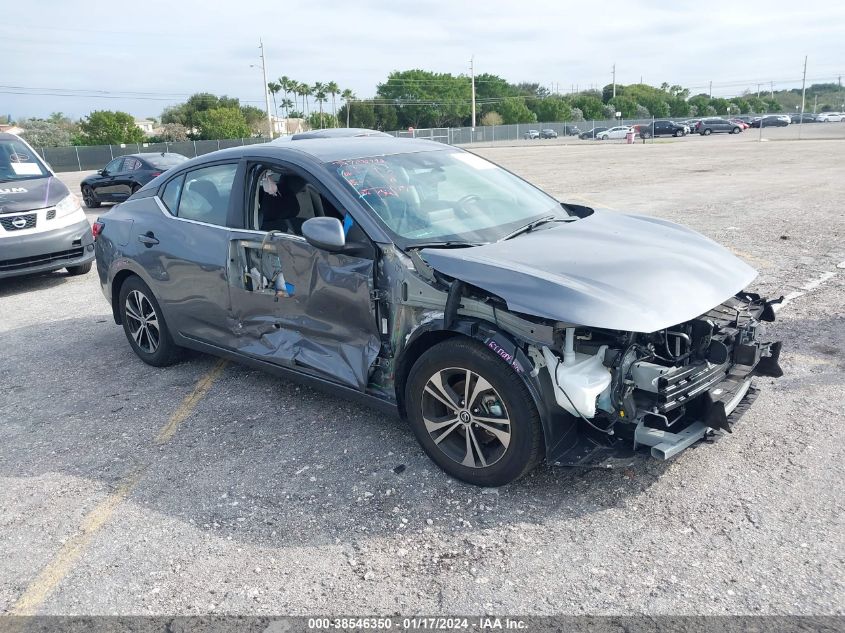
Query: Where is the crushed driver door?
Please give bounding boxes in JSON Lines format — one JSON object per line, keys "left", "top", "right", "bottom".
{"left": 226, "top": 231, "right": 381, "bottom": 391}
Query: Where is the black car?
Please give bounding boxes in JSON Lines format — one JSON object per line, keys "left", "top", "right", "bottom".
{"left": 639, "top": 120, "right": 687, "bottom": 138}
{"left": 749, "top": 116, "right": 789, "bottom": 128}
{"left": 697, "top": 118, "right": 743, "bottom": 135}
{"left": 539, "top": 129, "right": 558, "bottom": 139}
{"left": 578, "top": 127, "right": 608, "bottom": 139}
{"left": 94, "top": 134, "right": 783, "bottom": 486}
{"left": 789, "top": 113, "right": 817, "bottom": 124}
{"left": 81, "top": 152, "right": 187, "bottom": 208}
{"left": 562, "top": 125, "right": 581, "bottom": 136}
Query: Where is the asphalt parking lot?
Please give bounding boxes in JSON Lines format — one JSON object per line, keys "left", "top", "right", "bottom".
{"left": 1, "top": 138, "right": 843, "bottom": 616}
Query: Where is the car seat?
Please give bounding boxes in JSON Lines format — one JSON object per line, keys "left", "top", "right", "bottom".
{"left": 184, "top": 179, "right": 226, "bottom": 225}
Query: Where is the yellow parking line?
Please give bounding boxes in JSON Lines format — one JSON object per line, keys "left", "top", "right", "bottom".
{"left": 10, "top": 358, "right": 228, "bottom": 615}
{"left": 11, "top": 472, "right": 141, "bottom": 616}
{"left": 155, "top": 359, "right": 228, "bottom": 445}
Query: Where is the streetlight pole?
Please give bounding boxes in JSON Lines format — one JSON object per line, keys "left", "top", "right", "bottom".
{"left": 259, "top": 39, "right": 273, "bottom": 139}
{"left": 470, "top": 56, "right": 476, "bottom": 131}
{"left": 799, "top": 55, "right": 808, "bottom": 138}
{"left": 612, "top": 63, "right": 616, "bottom": 98}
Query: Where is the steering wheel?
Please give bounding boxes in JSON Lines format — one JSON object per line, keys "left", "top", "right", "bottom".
{"left": 455, "top": 194, "right": 484, "bottom": 219}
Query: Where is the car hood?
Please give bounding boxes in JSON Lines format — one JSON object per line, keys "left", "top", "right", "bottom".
{"left": 0, "top": 176, "right": 70, "bottom": 214}
{"left": 420, "top": 210, "right": 758, "bottom": 333}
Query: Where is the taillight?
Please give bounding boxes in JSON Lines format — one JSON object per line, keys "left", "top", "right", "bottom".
{"left": 92, "top": 221, "right": 104, "bottom": 239}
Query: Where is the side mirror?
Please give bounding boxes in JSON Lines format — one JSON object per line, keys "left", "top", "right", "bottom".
{"left": 98, "top": 169, "right": 106, "bottom": 176}
{"left": 301, "top": 216, "right": 346, "bottom": 252}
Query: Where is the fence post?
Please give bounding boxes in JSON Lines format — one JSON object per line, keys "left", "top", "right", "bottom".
{"left": 217, "top": 139, "right": 220, "bottom": 150}
{"left": 74, "top": 146, "right": 82, "bottom": 171}
{"left": 193, "top": 140, "right": 197, "bottom": 157}
{"left": 109, "top": 145, "right": 114, "bottom": 159}
{"left": 241, "top": 138, "right": 245, "bottom": 146}
{"left": 165, "top": 141, "right": 169, "bottom": 152}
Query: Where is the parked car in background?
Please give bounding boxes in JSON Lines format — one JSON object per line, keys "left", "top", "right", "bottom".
{"left": 523, "top": 130, "right": 540, "bottom": 139}
{"left": 750, "top": 116, "right": 790, "bottom": 128}
{"left": 789, "top": 113, "right": 818, "bottom": 124}
{"left": 729, "top": 119, "right": 750, "bottom": 130}
{"left": 93, "top": 135, "right": 783, "bottom": 485}
{"left": 81, "top": 153, "right": 188, "bottom": 208}
{"left": 639, "top": 120, "right": 687, "bottom": 138}
{"left": 540, "top": 129, "right": 558, "bottom": 139}
{"left": 681, "top": 119, "right": 701, "bottom": 132}
{"left": 697, "top": 118, "right": 743, "bottom": 135}
{"left": 579, "top": 127, "right": 608, "bottom": 139}
{"left": 596, "top": 126, "right": 633, "bottom": 140}
{"left": 562, "top": 125, "right": 581, "bottom": 136}
{"left": 0, "top": 132, "right": 94, "bottom": 278}
{"left": 816, "top": 112, "right": 844, "bottom": 122}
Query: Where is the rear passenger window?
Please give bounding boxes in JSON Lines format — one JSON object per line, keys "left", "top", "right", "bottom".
{"left": 176, "top": 163, "right": 238, "bottom": 227}
{"left": 161, "top": 174, "right": 184, "bottom": 213}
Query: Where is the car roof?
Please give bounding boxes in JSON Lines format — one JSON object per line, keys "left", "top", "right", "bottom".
{"left": 186, "top": 136, "right": 451, "bottom": 164}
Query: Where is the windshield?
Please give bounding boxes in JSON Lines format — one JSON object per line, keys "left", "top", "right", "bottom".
{"left": 0, "top": 139, "right": 50, "bottom": 182}
{"left": 330, "top": 149, "right": 566, "bottom": 247}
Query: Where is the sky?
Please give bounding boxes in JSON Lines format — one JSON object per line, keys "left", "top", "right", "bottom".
{"left": 2, "top": 0, "right": 844, "bottom": 120}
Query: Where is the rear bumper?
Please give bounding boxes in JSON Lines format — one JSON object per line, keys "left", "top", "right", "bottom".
{"left": 0, "top": 218, "right": 94, "bottom": 278}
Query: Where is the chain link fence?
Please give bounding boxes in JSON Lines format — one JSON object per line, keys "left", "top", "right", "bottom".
{"left": 38, "top": 137, "right": 271, "bottom": 173}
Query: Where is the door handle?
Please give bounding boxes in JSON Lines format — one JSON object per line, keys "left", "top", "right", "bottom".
{"left": 138, "top": 232, "right": 159, "bottom": 246}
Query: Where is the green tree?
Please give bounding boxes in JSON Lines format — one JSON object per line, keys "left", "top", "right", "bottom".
{"left": 307, "top": 112, "right": 338, "bottom": 129}
{"left": 571, "top": 95, "right": 604, "bottom": 120}
{"left": 375, "top": 103, "right": 398, "bottom": 131}
{"left": 78, "top": 110, "right": 145, "bottom": 145}
{"left": 195, "top": 107, "right": 251, "bottom": 139}
{"left": 608, "top": 95, "right": 638, "bottom": 118}
{"left": 746, "top": 96, "right": 768, "bottom": 113}
{"left": 149, "top": 123, "right": 188, "bottom": 142}
{"left": 668, "top": 98, "right": 690, "bottom": 118}
{"left": 602, "top": 83, "right": 624, "bottom": 103}
{"left": 326, "top": 81, "right": 340, "bottom": 120}
{"left": 687, "top": 94, "right": 712, "bottom": 115}
{"left": 376, "top": 69, "right": 470, "bottom": 128}
{"left": 313, "top": 82, "right": 328, "bottom": 128}
{"left": 267, "top": 81, "right": 281, "bottom": 113}
{"left": 341, "top": 89, "right": 355, "bottom": 127}
{"left": 480, "top": 111, "right": 503, "bottom": 126}
{"left": 528, "top": 96, "right": 573, "bottom": 122}
{"left": 18, "top": 118, "right": 75, "bottom": 147}
{"left": 764, "top": 99, "right": 782, "bottom": 112}
{"left": 709, "top": 98, "right": 730, "bottom": 115}
{"left": 339, "top": 99, "right": 375, "bottom": 129}
{"left": 730, "top": 97, "right": 751, "bottom": 114}
{"left": 497, "top": 98, "right": 536, "bottom": 124}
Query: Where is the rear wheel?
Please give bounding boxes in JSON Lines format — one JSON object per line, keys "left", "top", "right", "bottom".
{"left": 731, "top": 127, "right": 741, "bottom": 134}
{"left": 66, "top": 262, "right": 92, "bottom": 276}
{"left": 118, "top": 276, "right": 182, "bottom": 367}
{"left": 81, "top": 185, "right": 100, "bottom": 209}
{"left": 405, "top": 339, "right": 543, "bottom": 486}
{"left": 674, "top": 129, "right": 683, "bottom": 137}
{"left": 703, "top": 128, "right": 712, "bottom": 136}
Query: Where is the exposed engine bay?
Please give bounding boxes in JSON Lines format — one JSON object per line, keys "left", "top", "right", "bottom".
{"left": 526, "top": 293, "right": 783, "bottom": 462}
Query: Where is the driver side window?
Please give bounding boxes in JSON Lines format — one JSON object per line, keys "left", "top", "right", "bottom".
{"left": 104, "top": 158, "right": 123, "bottom": 174}
{"left": 249, "top": 165, "right": 342, "bottom": 236}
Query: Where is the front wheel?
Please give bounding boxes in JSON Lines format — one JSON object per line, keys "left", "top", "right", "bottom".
{"left": 674, "top": 130, "right": 683, "bottom": 137}
{"left": 65, "top": 261, "right": 92, "bottom": 276}
{"left": 404, "top": 339, "right": 543, "bottom": 486}
{"left": 702, "top": 128, "right": 712, "bottom": 135}
{"left": 81, "top": 185, "right": 100, "bottom": 209}
{"left": 731, "top": 127, "right": 741, "bottom": 134}
{"left": 118, "top": 276, "right": 182, "bottom": 367}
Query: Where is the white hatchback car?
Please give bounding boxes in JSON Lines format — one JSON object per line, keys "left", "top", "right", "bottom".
{"left": 596, "top": 126, "right": 633, "bottom": 140}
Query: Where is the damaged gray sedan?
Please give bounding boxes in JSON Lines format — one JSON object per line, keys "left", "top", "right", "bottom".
{"left": 94, "top": 135, "right": 783, "bottom": 486}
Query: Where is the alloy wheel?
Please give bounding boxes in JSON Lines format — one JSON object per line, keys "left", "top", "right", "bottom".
{"left": 421, "top": 367, "right": 511, "bottom": 468}
{"left": 82, "top": 187, "right": 95, "bottom": 207}
{"left": 124, "top": 289, "right": 160, "bottom": 354}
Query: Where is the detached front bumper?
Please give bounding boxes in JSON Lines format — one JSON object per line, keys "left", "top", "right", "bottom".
{"left": 0, "top": 218, "right": 94, "bottom": 278}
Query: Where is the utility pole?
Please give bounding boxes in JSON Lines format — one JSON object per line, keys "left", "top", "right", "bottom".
{"left": 470, "top": 55, "right": 476, "bottom": 130}
{"left": 770, "top": 81, "right": 774, "bottom": 99}
{"left": 798, "top": 55, "right": 808, "bottom": 138}
{"left": 259, "top": 39, "right": 273, "bottom": 139}
{"left": 709, "top": 80, "right": 712, "bottom": 98}
{"left": 612, "top": 63, "right": 616, "bottom": 98}
{"left": 756, "top": 83, "right": 761, "bottom": 98}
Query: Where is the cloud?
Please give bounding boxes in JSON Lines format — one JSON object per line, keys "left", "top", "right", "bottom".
{"left": 1, "top": 0, "right": 842, "bottom": 118}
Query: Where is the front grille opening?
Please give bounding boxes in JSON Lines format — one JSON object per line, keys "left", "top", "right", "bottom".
{"left": 0, "top": 213, "right": 37, "bottom": 231}
{"left": 46, "top": 209, "right": 56, "bottom": 220}
{"left": 0, "top": 248, "right": 84, "bottom": 272}
{"left": 72, "top": 238, "right": 82, "bottom": 246}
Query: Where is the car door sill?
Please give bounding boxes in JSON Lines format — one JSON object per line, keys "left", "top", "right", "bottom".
{"left": 177, "top": 335, "right": 399, "bottom": 417}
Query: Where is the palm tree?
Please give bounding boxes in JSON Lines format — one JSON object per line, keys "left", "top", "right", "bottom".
{"left": 296, "top": 83, "right": 311, "bottom": 116}
{"left": 280, "top": 98, "right": 293, "bottom": 117}
{"left": 341, "top": 89, "right": 355, "bottom": 127}
{"left": 313, "top": 82, "right": 327, "bottom": 128}
{"left": 326, "top": 81, "right": 340, "bottom": 125}
{"left": 267, "top": 81, "right": 281, "bottom": 114}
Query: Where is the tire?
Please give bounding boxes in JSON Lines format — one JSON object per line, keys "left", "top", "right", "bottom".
{"left": 81, "top": 185, "right": 100, "bottom": 209}
{"left": 731, "top": 127, "right": 741, "bottom": 134}
{"left": 118, "top": 275, "right": 182, "bottom": 367}
{"left": 703, "top": 128, "right": 712, "bottom": 135}
{"left": 643, "top": 132, "right": 652, "bottom": 139}
{"left": 65, "top": 261, "right": 92, "bottom": 276}
{"left": 674, "top": 130, "right": 682, "bottom": 137}
{"left": 404, "top": 338, "right": 543, "bottom": 486}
